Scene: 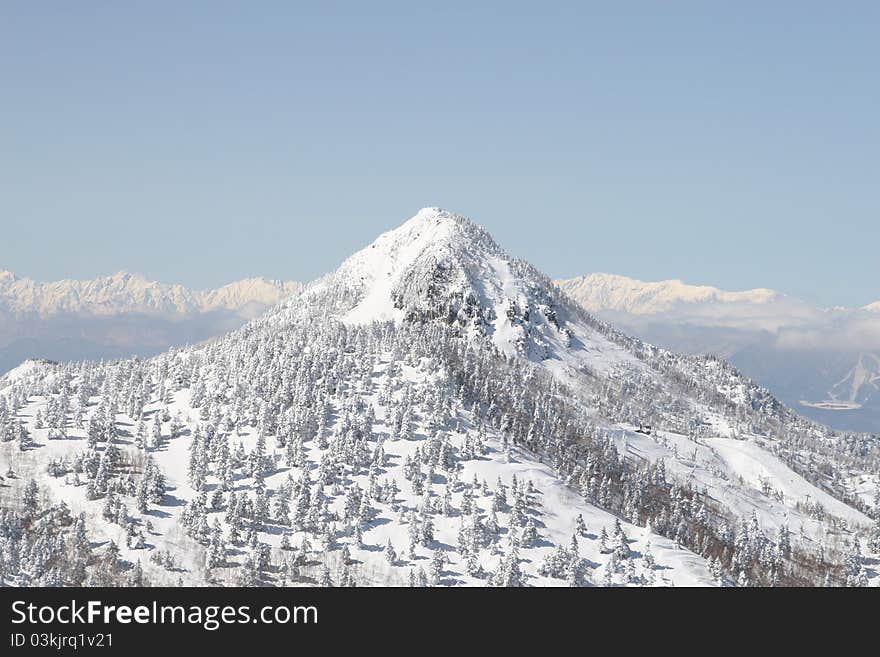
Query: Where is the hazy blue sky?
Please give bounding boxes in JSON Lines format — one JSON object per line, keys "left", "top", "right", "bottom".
{"left": 1, "top": 2, "right": 878, "bottom": 306}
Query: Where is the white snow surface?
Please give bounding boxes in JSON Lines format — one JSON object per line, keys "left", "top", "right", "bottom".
{"left": 339, "top": 208, "right": 459, "bottom": 325}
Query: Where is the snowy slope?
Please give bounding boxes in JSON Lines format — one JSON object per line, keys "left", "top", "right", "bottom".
{"left": 0, "top": 351, "right": 713, "bottom": 587}
{"left": 611, "top": 425, "right": 870, "bottom": 536}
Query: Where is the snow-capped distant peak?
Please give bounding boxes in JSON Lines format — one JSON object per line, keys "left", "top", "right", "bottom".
{"left": 557, "top": 272, "right": 782, "bottom": 315}
{"left": 0, "top": 269, "right": 302, "bottom": 318}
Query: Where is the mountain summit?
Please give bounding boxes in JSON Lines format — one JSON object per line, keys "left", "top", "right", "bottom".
{"left": 296, "top": 207, "right": 502, "bottom": 325}
{"left": 272, "top": 208, "right": 644, "bottom": 377}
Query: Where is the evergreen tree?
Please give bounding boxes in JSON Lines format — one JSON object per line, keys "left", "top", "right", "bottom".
{"left": 319, "top": 564, "right": 333, "bottom": 587}
{"left": 384, "top": 539, "right": 397, "bottom": 566}
{"left": 429, "top": 549, "right": 445, "bottom": 586}
{"left": 22, "top": 478, "right": 40, "bottom": 517}
{"left": 575, "top": 513, "right": 587, "bottom": 537}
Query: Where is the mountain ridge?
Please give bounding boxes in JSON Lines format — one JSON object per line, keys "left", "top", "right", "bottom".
{"left": 0, "top": 269, "right": 302, "bottom": 318}
{"left": 557, "top": 272, "right": 784, "bottom": 315}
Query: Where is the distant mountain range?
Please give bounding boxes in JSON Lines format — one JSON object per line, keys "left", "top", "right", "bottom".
{"left": 557, "top": 273, "right": 785, "bottom": 318}
{"left": 558, "top": 274, "right": 880, "bottom": 433}
{"left": 0, "top": 270, "right": 301, "bottom": 375}
{"left": 0, "top": 269, "right": 301, "bottom": 317}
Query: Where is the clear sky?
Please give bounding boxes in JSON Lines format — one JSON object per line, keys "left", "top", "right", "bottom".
{"left": 1, "top": 2, "right": 878, "bottom": 306}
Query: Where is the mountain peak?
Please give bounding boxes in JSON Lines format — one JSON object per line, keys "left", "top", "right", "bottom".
{"left": 282, "top": 208, "right": 590, "bottom": 366}
{"left": 387, "top": 207, "right": 495, "bottom": 251}
{"left": 108, "top": 270, "right": 149, "bottom": 283}
{"left": 557, "top": 272, "right": 782, "bottom": 315}
{"left": 292, "top": 208, "right": 505, "bottom": 326}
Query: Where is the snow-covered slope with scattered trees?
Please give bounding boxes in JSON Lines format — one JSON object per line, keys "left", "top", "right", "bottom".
{"left": 1, "top": 208, "right": 878, "bottom": 587}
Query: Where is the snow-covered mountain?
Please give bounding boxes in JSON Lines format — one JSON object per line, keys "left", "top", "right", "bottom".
{"left": 558, "top": 273, "right": 880, "bottom": 433}
{"left": 557, "top": 273, "right": 785, "bottom": 318}
{"left": 1, "top": 208, "right": 878, "bottom": 588}
{"left": 556, "top": 273, "right": 825, "bottom": 331}
{"left": 0, "top": 269, "right": 301, "bottom": 318}
{"left": 0, "top": 271, "right": 302, "bottom": 377}
{"left": 826, "top": 353, "right": 880, "bottom": 407}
